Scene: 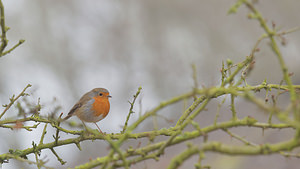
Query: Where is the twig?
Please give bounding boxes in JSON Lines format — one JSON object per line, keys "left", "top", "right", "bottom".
{"left": 50, "top": 148, "right": 66, "bottom": 165}
{"left": 105, "top": 137, "right": 129, "bottom": 169}
{"left": 230, "top": 94, "right": 237, "bottom": 120}
{"left": 0, "top": 0, "right": 7, "bottom": 55}
{"left": 243, "top": 0, "right": 299, "bottom": 120}
{"left": 1, "top": 39, "right": 25, "bottom": 57}
{"left": 214, "top": 95, "right": 227, "bottom": 125}
{"left": 39, "top": 124, "right": 48, "bottom": 145}
{"left": 221, "top": 56, "right": 253, "bottom": 87}
{"left": 168, "top": 143, "right": 199, "bottom": 169}
{"left": 222, "top": 128, "right": 257, "bottom": 146}
{"left": 9, "top": 154, "right": 53, "bottom": 169}
{"left": 34, "top": 151, "right": 41, "bottom": 169}
{"left": 192, "top": 64, "right": 199, "bottom": 100}
{"left": 0, "top": 84, "right": 31, "bottom": 119}
{"left": 53, "top": 113, "right": 63, "bottom": 145}
{"left": 176, "top": 95, "right": 207, "bottom": 127}
{"left": 122, "top": 87, "right": 142, "bottom": 133}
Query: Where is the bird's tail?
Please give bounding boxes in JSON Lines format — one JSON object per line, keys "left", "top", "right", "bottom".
{"left": 59, "top": 114, "right": 72, "bottom": 122}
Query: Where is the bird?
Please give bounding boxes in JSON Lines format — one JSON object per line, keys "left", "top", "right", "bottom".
{"left": 61, "top": 88, "right": 111, "bottom": 133}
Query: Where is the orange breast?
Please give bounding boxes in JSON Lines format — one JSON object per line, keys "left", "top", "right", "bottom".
{"left": 91, "top": 96, "right": 110, "bottom": 117}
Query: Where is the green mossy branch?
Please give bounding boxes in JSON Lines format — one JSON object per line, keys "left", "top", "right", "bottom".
{"left": 0, "top": 0, "right": 24, "bottom": 57}
{"left": 168, "top": 138, "right": 299, "bottom": 169}
{"left": 0, "top": 83, "right": 299, "bottom": 167}
{"left": 122, "top": 86, "right": 142, "bottom": 133}
{"left": 243, "top": 0, "right": 299, "bottom": 122}
{"left": 0, "top": 0, "right": 7, "bottom": 54}
{"left": 0, "top": 84, "right": 31, "bottom": 119}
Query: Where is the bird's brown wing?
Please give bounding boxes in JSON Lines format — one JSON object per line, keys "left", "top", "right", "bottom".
{"left": 68, "top": 102, "right": 82, "bottom": 116}
{"left": 62, "top": 93, "right": 91, "bottom": 121}
{"left": 61, "top": 102, "right": 82, "bottom": 121}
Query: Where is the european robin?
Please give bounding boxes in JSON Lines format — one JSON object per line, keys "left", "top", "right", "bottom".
{"left": 62, "top": 88, "right": 111, "bottom": 133}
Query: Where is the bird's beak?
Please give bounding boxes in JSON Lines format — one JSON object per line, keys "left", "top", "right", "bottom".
{"left": 107, "top": 95, "right": 112, "bottom": 98}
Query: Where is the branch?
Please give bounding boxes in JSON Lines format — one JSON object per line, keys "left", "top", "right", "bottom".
{"left": 0, "top": 0, "right": 7, "bottom": 54}
{"left": 243, "top": 0, "right": 299, "bottom": 119}
{"left": 0, "top": 0, "right": 24, "bottom": 57}
{"left": 122, "top": 86, "right": 142, "bottom": 133}
{"left": 0, "top": 84, "right": 31, "bottom": 119}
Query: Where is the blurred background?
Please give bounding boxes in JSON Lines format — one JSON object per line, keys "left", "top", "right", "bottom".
{"left": 0, "top": 0, "right": 300, "bottom": 168}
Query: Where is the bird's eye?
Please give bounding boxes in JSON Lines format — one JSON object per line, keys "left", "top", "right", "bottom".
{"left": 99, "top": 93, "right": 103, "bottom": 96}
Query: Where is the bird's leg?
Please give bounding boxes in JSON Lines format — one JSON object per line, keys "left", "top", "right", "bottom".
{"left": 81, "top": 121, "right": 90, "bottom": 131}
{"left": 94, "top": 122, "right": 103, "bottom": 134}
{"left": 81, "top": 121, "right": 100, "bottom": 135}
